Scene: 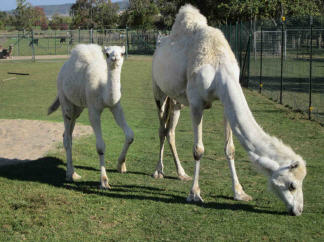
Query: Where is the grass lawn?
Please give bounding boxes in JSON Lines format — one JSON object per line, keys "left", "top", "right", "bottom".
{"left": 0, "top": 56, "right": 324, "bottom": 240}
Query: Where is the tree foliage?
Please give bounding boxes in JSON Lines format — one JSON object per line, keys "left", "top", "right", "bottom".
{"left": 70, "top": 0, "right": 118, "bottom": 29}
{"left": 120, "top": 0, "right": 158, "bottom": 30}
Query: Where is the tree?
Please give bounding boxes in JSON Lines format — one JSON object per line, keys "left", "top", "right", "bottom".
{"left": 120, "top": 0, "right": 159, "bottom": 30}
{"left": 0, "top": 11, "right": 9, "bottom": 30}
{"left": 49, "top": 14, "right": 72, "bottom": 30}
{"left": 33, "top": 7, "right": 47, "bottom": 28}
{"left": 94, "top": 0, "right": 119, "bottom": 29}
{"left": 70, "top": 0, "right": 95, "bottom": 29}
{"left": 13, "top": 0, "right": 34, "bottom": 30}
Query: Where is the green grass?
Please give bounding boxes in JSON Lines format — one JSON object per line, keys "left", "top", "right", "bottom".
{"left": 0, "top": 56, "right": 324, "bottom": 240}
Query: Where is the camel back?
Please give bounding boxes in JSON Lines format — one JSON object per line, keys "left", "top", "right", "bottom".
{"left": 170, "top": 5, "right": 238, "bottom": 75}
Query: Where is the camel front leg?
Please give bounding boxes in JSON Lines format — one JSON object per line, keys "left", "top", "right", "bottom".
{"left": 88, "top": 107, "right": 110, "bottom": 189}
{"left": 224, "top": 116, "right": 252, "bottom": 201}
{"left": 111, "top": 102, "right": 134, "bottom": 173}
{"left": 187, "top": 104, "right": 204, "bottom": 203}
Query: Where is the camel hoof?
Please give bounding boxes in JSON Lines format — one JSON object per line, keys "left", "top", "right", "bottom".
{"left": 186, "top": 192, "right": 204, "bottom": 203}
{"left": 234, "top": 192, "right": 253, "bottom": 201}
{"left": 152, "top": 171, "right": 164, "bottom": 179}
{"left": 66, "top": 172, "right": 81, "bottom": 182}
{"left": 101, "top": 176, "right": 111, "bottom": 189}
{"left": 117, "top": 162, "right": 127, "bottom": 173}
{"left": 178, "top": 174, "right": 192, "bottom": 181}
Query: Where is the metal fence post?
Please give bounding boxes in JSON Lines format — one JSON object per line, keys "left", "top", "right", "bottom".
{"left": 126, "top": 27, "right": 129, "bottom": 57}
{"left": 17, "top": 32, "right": 20, "bottom": 56}
{"left": 31, "top": 30, "right": 35, "bottom": 62}
{"left": 55, "top": 30, "right": 57, "bottom": 55}
{"left": 259, "top": 25, "right": 263, "bottom": 94}
{"left": 309, "top": 20, "right": 313, "bottom": 120}
{"left": 235, "top": 22, "right": 238, "bottom": 58}
{"left": 280, "top": 19, "right": 285, "bottom": 104}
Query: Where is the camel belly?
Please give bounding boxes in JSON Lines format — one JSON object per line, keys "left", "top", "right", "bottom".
{"left": 153, "top": 41, "right": 189, "bottom": 106}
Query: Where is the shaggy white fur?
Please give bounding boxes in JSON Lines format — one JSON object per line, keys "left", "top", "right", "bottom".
{"left": 152, "top": 4, "right": 306, "bottom": 216}
{"left": 48, "top": 44, "right": 134, "bottom": 188}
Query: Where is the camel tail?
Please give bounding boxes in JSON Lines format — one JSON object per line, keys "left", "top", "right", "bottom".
{"left": 48, "top": 96, "right": 60, "bottom": 115}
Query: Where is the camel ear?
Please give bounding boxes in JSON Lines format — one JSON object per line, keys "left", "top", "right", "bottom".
{"left": 103, "top": 46, "right": 110, "bottom": 58}
{"left": 258, "top": 156, "right": 279, "bottom": 173}
{"left": 289, "top": 161, "right": 299, "bottom": 171}
{"left": 249, "top": 152, "right": 279, "bottom": 173}
{"left": 121, "top": 46, "right": 125, "bottom": 54}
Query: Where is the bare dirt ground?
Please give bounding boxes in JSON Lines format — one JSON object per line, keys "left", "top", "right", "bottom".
{"left": 0, "top": 119, "right": 92, "bottom": 166}
{"left": 1, "top": 55, "right": 70, "bottom": 61}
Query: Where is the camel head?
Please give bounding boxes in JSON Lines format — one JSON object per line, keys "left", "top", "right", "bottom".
{"left": 249, "top": 152, "right": 306, "bottom": 216}
{"left": 103, "top": 46, "right": 125, "bottom": 68}
{"left": 269, "top": 160, "right": 306, "bottom": 216}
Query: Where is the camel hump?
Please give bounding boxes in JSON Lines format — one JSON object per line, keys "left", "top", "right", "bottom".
{"left": 171, "top": 4, "right": 207, "bottom": 37}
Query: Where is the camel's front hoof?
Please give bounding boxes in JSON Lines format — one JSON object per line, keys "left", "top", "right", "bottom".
{"left": 117, "top": 162, "right": 127, "bottom": 173}
{"left": 178, "top": 174, "right": 192, "bottom": 181}
{"left": 186, "top": 192, "right": 204, "bottom": 203}
{"left": 66, "top": 172, "right": 82, "bottom": 182}
{"left": 100, "top": 176, "right": 111, "bottom": 189}
{"left": 152, "top": 170, "right": 164, "bottom": 179}
{"left": 234, "top": 192, "right": 252, "bottom": 202}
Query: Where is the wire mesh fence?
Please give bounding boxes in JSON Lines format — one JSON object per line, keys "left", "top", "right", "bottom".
{"left": 0, "top": 28, "right": 163, "bottom": 60}
{"left": 222, "top": 18, "right": 324, "bottom": 124}
{"left": 1, "top": 18, "right": 323, "bottom": 123}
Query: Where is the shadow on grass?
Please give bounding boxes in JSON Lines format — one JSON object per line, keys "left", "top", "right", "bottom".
{"left": 0, "top": 156, "right": 284, "bottom": 216}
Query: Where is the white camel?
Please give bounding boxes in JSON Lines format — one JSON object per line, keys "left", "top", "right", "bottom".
{"left": 152, "top": 5, "right": 306, "bottom": 216}
{"left": 48, "top": 44, "right": 134, "bottom": 188}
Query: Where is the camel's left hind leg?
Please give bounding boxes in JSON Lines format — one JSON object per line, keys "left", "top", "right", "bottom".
{"left": 224, "top": 116, "right": 252, "bottom": 201}
{"left": 167, "top": 100, "right": 191, "bottom": 181}
{"left": 111, "top": 102, "right": 134, "bottom": 173}
{"left": 61, "top": 99, "right": 83, "bottom": 182}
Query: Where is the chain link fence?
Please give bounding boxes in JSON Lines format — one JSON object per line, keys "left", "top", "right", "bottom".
{"left": 1, "top": 19, "right": 323, "bottom": 124}
{"left": 222, "top": 18, "right": 324, "bottom": 124}
{"left": 0, "top": 28, "right": 163, "bottom": 59}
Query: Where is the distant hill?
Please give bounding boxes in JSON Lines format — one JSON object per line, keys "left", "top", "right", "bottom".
{"left": 35, "top": 1, "right": 129, "bottom": 18}
{"left": 37, "top": 4, "right": 72, "bottom": 17}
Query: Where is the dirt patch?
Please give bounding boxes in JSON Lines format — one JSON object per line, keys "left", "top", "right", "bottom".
{"left": 0, "top": 119, "right": 93, "bottom": 166}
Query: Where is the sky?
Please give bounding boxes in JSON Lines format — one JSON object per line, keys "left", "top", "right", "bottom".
{"left": 0, "top": 0, "right": 120, "bottom": 11}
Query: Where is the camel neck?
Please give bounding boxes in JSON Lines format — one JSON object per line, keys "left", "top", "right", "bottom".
{"left": 105, "top": 66, "right": 122, "bottom": 106}
{"left": 217, "top": 67, "right": 281, "bottom": 164}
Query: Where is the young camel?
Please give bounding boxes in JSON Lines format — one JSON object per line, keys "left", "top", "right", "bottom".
{"left": 152, "top": 5, "right": 306, "bottom": 216}
{"left": 48, "top": 44, "right": 134, "bottom": 188}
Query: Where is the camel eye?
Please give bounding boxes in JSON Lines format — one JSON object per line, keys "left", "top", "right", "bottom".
{"left": 288, "top": 183, "right": 296, "bottom": 191}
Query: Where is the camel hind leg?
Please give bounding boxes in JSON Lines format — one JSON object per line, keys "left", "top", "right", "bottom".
{"left": 60, "top": 96, "right": 83, "bottom": 181}
{"left": 166, "top": 100, "right": 191, "bottom": 181}
{"left": 224, "top": 116, "right": 252, "bottom": 201}
{"left": 152, "top": 83, "right": 190, "bottom": 180}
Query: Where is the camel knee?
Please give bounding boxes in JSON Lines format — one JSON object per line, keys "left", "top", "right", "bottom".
{"left": 159, "top": 126, "right": 167, "bottom": 139}
{"left": 63, "top": 133, "right": 71, "bottom": 149}
{"left": 166, "top": 130, "right": 175, "bottom": 144}
{"left": 225, "top": 142, "right": 235, "bottom": 160}
{"left": 126, "top": 128, "right": 134, "bottom": 145}
{"left": 96, "top": 140, "right": 106, "bottom": 156}
{"left": 193, "top": 144, "right": 204, "bottom": 161}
